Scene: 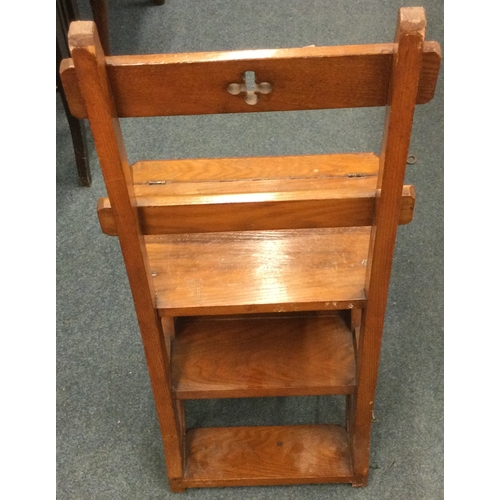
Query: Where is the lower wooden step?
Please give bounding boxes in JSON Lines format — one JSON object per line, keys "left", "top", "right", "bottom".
{"left": 181, "top": 424, "right": 353, "bottom": 489}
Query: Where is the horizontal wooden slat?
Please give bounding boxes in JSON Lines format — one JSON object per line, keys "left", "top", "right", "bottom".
{"left": 132, "top": 152, "right": 380, "bottom": 183}
{"left": 182, "top": 424, "right": 353, "bottom": 488}
{"left": 60, "top": 41, "right": 441, "bottom": 118}
{"left": 172, "top": 313, "right": 356, "bottom": 399}
{"left": 97, "top": 153, "right": 416, "bottom": 235}
{"left": 146, "top": 227, "right": 370, "bottom": 316}
{"left": 98, "top": 181, "right": 415, "bottom": 234}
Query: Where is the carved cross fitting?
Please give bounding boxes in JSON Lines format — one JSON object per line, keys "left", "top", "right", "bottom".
{"left": 227, "top": 70, "right": 273, "bottom": 105}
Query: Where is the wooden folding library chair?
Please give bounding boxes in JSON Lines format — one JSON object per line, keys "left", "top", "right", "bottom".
{"left": 60, "top": 6, "right": 441, "bottom": 491}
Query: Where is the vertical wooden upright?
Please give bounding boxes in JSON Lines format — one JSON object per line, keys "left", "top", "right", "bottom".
{"left": 68, "top": 22, "right": 185, "bottom": 491}
{"left": 349, "top": 7, "right": 426, "bottom": 486}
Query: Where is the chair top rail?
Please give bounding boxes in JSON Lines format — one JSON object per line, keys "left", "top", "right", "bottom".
{"left": 61, "top": 38, "right": 441, "bottom": 118}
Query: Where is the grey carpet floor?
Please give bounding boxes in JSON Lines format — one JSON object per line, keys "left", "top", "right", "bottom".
{"left": 57, "top": 1, "right": 443, "bottom": 498}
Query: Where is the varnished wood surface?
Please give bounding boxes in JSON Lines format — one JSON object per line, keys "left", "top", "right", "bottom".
{"left": 68, "top": 21, "right": 184, "bottom": 480}
{"left": 60, "top": 41, "right": 441, "bottom": 118}
{"left": 351, "top": 7, "right": 427, "bottom": 486}
{"left": 146, "top": 227, "right": 370, "bottom": 316}
{"left": 98, "top": 182, "right": 415, "bottom": 235}
{"left": 97, "top": 153, "right": 416, "bottom": 235}
{"left": 172, "top": 313, "right": 356, "bottom": 399}
{"left": 132, "top": 153, "right": 380, "bottom": 183}
{"left": 182, "top": 424, "right": 353, "bottom": 488}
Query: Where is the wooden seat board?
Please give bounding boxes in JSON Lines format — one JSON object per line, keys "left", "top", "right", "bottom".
{"left": 147, "top": 227, "right": 370, "bottom": 316}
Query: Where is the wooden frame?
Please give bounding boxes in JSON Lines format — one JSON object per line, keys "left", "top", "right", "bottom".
{"left": 61, "top": 7, "right": 441, "bottom": 492}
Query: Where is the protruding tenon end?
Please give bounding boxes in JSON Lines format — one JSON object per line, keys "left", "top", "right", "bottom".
{"left": 398, "top": 7, "right": 426, "bottom": 35}
{"left": 68, "top": 21, "right": 102, "bottom": 55}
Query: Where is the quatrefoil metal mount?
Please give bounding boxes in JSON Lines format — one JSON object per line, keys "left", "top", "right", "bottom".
{"left": 227, "top": 70, "right": 273, "bottom": 105}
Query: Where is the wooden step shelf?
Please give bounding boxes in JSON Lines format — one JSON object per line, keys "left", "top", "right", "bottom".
{"left": 171, "top": 312, "right": 356, "bottom": 399}
{"left": 181, "top": 424, "right": 353, "bottom": 489}
{"left": 147, "top": 227, "right": 370, "bottom": 316}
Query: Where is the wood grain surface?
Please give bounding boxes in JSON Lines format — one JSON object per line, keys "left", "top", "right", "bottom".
{"left": 68, "top": 21, "right": 184, "bottom": 481}
{"left": 97, "top": 153, "right": 416, "bottom": 235}
{"left": 146, "top": 227, "right": 370, "bottom": 316}
{"left": 182, "top": 424, "right": 353, "bottom": 487}
{"left": 172, "top": 313, "right": 356, "bottom": 398}
{"left": 132, "top": 153, "right": 380, "bottom": 183}
{"left": 60, "top": 41, "right": 441, "bottom": 118}
{"left": 350, "top": 7, "right": 427, "bottom": 486}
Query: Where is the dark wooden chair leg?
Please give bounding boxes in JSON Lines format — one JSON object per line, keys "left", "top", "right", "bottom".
{"left": 57, "top": 0, "right": 92, "bottom": 186}
{"left": 89, "top": 0, "right": 110, "bottom": 55}
{"left": 57, "top": 60, "right": 91, "bottom": 186}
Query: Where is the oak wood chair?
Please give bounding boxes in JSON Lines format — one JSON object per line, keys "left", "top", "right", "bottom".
{"left": 60, "top": 7, "right": 441, "bottom": 492}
